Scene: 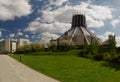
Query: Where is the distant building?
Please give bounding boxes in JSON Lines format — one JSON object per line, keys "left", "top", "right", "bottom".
{"left": 17, "top": 38, "right": 30, "bottom": 47}
{"left": 0, "top": 38, "right": 30, "bottom": 53}
{"left": 5, "top": 38, "right": 11, "bottom": 52}
{"left": 11, "top": 40, "right": 17, "bottom": 53}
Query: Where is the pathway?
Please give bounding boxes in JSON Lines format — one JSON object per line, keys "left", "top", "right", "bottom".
{"left": 0, "top": 55, "right": 60, "bottom": 82}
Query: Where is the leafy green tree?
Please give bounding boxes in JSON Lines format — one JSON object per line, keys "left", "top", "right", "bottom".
{"left": 30, "top": 42, "right": 44, "bottom": 52}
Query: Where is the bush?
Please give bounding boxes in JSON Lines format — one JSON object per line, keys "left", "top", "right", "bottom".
{"left": 103, "top": 52, "right": 119, "bottom": 62}
{"left": 16, "top": 42, "right": 44, "bottom": 54}
{"left": 79, "top": 40, "right": 100, "bottom": 60}
{"left": 112, "top": 56, "right": 120, "bottom": 64}
{"left": 104, "top": 53, "right": 113, "bottom": 62}
{"left": 49, "top": 41, "right": 57, "bottom": 51}
{"left": 87, "top": 53, "right": 94, "bottom": 59}
{"left": 79, "top": 49, "right": 87, "bottom": 57}
{"left": 30, "top": 42, "right": 44, "bottom": 52}
{"left": 94, "top": 53, "right": 104, "bottom": 60}
{"left": 59, "top": 40, "right": 74, "bottom": 51}
{"left": 49, "top": 40, "right": 74, "bottom": 51}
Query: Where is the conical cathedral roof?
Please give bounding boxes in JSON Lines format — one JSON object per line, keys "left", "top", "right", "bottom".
{"left": 58, "top": 14, "right": 102, "bottom": 45}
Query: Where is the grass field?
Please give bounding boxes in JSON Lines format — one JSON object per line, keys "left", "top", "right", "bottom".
{"left": 11, "top": 53, "right": 120, "bottom": 82}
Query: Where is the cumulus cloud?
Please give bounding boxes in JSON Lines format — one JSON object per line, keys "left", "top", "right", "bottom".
{"left": 48, "top": 0, "right": 68, "bottom": 7}
{"left": 25, "top": 34, "right": 29, "bottom": 38}
{"left": 17, "top": 32, "right": 23, "bottom": 36}
{"left": 0, "top": 0, "right": 32, "bottom": 21}
{"left": 111, "top": 19, "right": 120, "bottom": 28}
{"left": 0, "top": 39, "right": 4, "bottom": 41}
{"left": 41, "top": 1, "right": 113, "bottom": 27}
{"left": 9, "top": 33, "right": 15, "bottom": 38}
{"left": 25, "top": 1, "right": 113, "bottom": 42}
{"left": 116, "top": 36, "right": 120, "bottom": 47}
{"left": 41, "top": 32, "right": 59, "bottom": 43}
{"left": 0, "top": 31, "right": 2, "bottom": 37}
{"left": 86, "top": 15, "right": 104, "bottom": 28}
{"left": 87, "top": 5, "right": 113, "bottom": 20}
{"left": 89, "top": 29, "right": 95, "bottom": 33}
{"left": 25, "top": 18, "right": 70, "bottom": 34}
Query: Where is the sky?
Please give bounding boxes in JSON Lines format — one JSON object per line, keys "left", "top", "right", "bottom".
{"left": 0, "top": 0, "right": 120, "bottom": 46}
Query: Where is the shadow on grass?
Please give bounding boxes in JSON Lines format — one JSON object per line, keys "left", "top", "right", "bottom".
{"left": 101, "top": 62, "right": 120, "bottom": 71}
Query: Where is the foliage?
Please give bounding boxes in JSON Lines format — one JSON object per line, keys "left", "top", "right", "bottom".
{"left": 103, "top": 52, "right": 112, "bottom": 62}
{"left": 59, "top": 40, "right": 74, "bottom": 51}
{"left": 49, "top": 41, "right": 57, "bottom": 51}
{"left": 30, "top": 42, "right": 44, "bottom": 52}
{"left": 103, "top": 35, "right": 118, "bottom": 62}
{"left": 16, "top": 42, "right": 44, "bottom": 54}
{"left": 79, "top": 35, "right": 120, "bottom": 62}
{"left": 90, "top": 40, "right": 100, "bottom": 56}
{"left": 49, "top": 40, "right": 74, "bottom": 51}
{"left": 79, "top": 40, "right": 100, "bottom": 60}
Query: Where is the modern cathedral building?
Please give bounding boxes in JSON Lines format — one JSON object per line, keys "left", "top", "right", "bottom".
{"left": 57, "top": 14, "right": 102, "bottom": 46}
{"left": 0, "top": 38, "right": 30, "bottom": 53}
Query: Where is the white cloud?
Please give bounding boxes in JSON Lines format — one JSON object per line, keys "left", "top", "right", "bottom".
{"left": 25, "top": 18, "right": 71, "bottom": 34}
{"left": 87, "top": 5, "right": 113, "bottom": 20}
{"left": 116, "top": 36, "right": 120, "bottom": 47}
{"left": 10, "top": 33, "right": 15, "bottom": 38}
{"left": 41, "top": 32, "right": 59, "bottom": 43}
{"left": 25, "top": 1, "right": 113, "bottom": 42}
{"left": 49, "top": 0, "right": 68, "bottom": 7}
{"left": 111, "top": 19, "right": 120, "bottom": 28}
{"left": 0, "top": 39, "right": 4, "bottom": 41}
{"left": 41, "top": 1, "right": 113, "bottom": 27}
{"left": 0, "top": 31, "right": 2, "bottom": 37}
{"left": 25, "top": 34, "right": 29, "bottom": 38}
{"left": 0, "top": 0, "right": 32, "bottom": 21}
{"left": 90, "top": 29, "right": 95, "bottom": 33}
{"left": 31, "top": 34, "right": 41, "bottom": 39}
{"left": 17, "top": 32, "right": 23, "bottom": 36}
{"left": 86, "top": 15, "right": 104, "bottom": 28}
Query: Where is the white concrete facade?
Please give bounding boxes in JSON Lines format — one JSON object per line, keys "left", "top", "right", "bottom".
{"left": 5, "top": 38, "right": 11, "bottom": 52}
{"left": 17, "top": 38, "right": 30, "bottom": 47}
{"left": 12, "top": 42, "right": 16, "bottom": 53}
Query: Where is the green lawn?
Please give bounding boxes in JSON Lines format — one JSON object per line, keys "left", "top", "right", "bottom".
{"left": 11, "top": 54, "right": 120, "bottom": 82}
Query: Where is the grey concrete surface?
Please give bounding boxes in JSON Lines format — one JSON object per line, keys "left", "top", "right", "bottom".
{"left": 0, "top": 55, "right": 60, "bottom": 82}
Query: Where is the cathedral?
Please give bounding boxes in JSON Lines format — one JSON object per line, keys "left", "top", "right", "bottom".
{"left": 57, "top": 14, "right": 102, "bottom": 46}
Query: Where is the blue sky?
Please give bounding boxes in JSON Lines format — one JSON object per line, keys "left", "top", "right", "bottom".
{"left": 0, "top": 0, "right": 120, "bottom": 46}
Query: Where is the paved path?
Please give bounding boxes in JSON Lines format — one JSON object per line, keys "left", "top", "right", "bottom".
{"left": 0, "top": 55, "right": 60, "bottom": 82}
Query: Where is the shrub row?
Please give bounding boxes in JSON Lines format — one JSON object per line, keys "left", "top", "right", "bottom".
{"left": 16, "top": 42, "right": 44, "bottom": 54}
{"left": 49, "top": 40, "right": 74, "bottom": 51}
{"left": 15, "top": 40, "right": 75, "bottom": 54}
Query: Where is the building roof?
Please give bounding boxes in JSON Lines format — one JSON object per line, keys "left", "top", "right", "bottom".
{"left": 57, "top": 14, "right": 102, "bottom": 45}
